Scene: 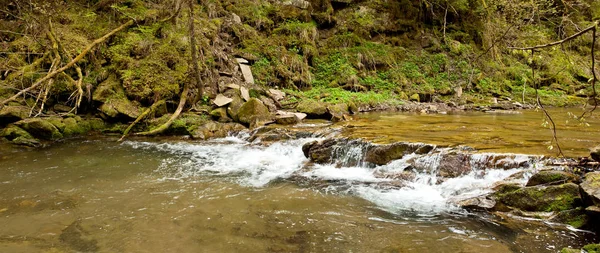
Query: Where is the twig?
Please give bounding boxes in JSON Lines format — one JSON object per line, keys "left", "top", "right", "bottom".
{"left": 508, "top": 22, "right": 597, "bottom": 50}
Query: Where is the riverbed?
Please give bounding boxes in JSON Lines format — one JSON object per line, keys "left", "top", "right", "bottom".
{"left": 0, "top": 108, "right": 598, "bottom": 252}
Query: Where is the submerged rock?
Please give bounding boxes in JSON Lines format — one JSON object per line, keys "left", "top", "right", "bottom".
{"left": 526, "top": 170, "right": 579, "bottom": 186}
{"left": 495, "top": 183, "right": 582, "bottom": 212}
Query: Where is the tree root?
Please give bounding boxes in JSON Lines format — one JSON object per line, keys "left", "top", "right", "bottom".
{"left": 134, "top": 83, "right": 189, "bottom": 136}
{"left": 0, "top": 20, "right": 134, "bottom": 108}
{"left": 118, "top": 100, "right": 166, "bottom": 141}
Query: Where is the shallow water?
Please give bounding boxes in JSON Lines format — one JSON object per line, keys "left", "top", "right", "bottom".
{"left": 0, "top": 109, "right": 599, "bottom": 252}
{"left": 344, "top": 108, "right": 600, "bottom": 157}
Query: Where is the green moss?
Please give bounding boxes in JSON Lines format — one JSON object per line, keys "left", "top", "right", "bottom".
{"left": 583, "top": 244, "right": 600, "bottom": 253}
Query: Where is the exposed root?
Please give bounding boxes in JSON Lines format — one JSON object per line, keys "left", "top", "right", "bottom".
{"left": 134, "top": 84, "right": 189, "bottom": 136}
{"left": 119, "top": 100, "right": 166, "bottom": 141}
{"left": 0, "top": 20, "right": 134, "bottom": 108}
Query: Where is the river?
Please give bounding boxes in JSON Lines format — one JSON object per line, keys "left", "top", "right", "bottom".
{"left": 0, "top": 108, "right": 598, "bottom": 252}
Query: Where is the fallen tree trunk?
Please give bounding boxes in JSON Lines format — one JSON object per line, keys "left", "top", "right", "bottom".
{"left": 0, "top": 20, "right": 134, "bottom": 108}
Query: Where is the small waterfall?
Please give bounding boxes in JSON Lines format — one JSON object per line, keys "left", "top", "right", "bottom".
{"left": 124, "top": 135, "right": 541, "bottom": 215}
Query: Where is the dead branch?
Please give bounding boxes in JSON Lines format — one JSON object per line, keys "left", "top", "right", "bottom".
{"left": 119, "top": 100, "right": 166, "bottom": 141}
{"left": 0, "top": 20, "right": 134, "bottom": 108}
{"left": 508, "top": 22, "right": 597, "bottom": 50}
{"left": 134, "top": 84, "right": 189, "bottom": 136}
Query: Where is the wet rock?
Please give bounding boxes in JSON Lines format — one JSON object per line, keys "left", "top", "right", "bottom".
{"left": 210, "top": 107, "right": 232, "bottom": 123}
{"left": 191, "top": 122, "right": 245, "bottom": 140}
{"left": 327, "top": 103, "right": 349, "bottom": 122}
{"left": 275, "top": 115, "right": 299, "bottom": 125}
{"left": 495, "top": 183, "right": 582, "bottom": 212}
{"left": 302, "top": 141, "right": 318, "bottom": 158}
{"left": 525, "top": 170, "right": 579, "bottom": 186}
{"left": 303, "top": 139, "right": 339, "bottom": 164}
{"left": 550, "top": 208, "right": 589, "bottom": 229}
{"left": 580, "top": 171, "right": 600, "bottom": 206}
{"left": 296, "top": 100, "right": 329, "bottom": 118}
{"left": 438, "top": 153, "right": 472, "bottom": 178}
{"left": 15, "top": 118, "right": 63, "bottom": 140}
{"left": 0, "top": 125, "right": 40, "bottom": 147}
{"left": 458, "top": 196, "right": 496, "bottom": 211}
{"left": 237, "top": 98, "right": 271, "bottom": 125}
{"left": 0, "top": 105, "right": 29, "bottom": 125}
{"left": 213, "top": 94, "right": 233, "bottom": 107}
{"left": 365, "top": 142, "right": 434, "bottom": 166}
{"left": 591, "top": 145, "right": 600, "bottom": 162}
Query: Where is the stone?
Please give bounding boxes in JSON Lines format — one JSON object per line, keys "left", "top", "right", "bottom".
{"left": 259, "top": 96, "right": 277, "bottom": 112}
{"left": 268, "top": 89, "right": 286, "bottom": 101}
{"left": 526, "top": 170, "right": 579, "bottom": 186}
{"left": 550, "top": 208, "right": 589, "bottom": 229}
{"left": 495, "top": 183, "right": 582, "bottom": 212}
{"left": 191, "top": 122, "right": 245, "bottom": 140}
{"left": 231, "top": 13, "right": 242, "bottom": 24}
{"left": 580, "top": 171, "right": 600, "bottom": 206}
{"left": 283, "top": 0, "right": 310, "bottom": 9}
{"left": 296, "top": 100, "right": 328, "bottom": 118}
{"left": 236, "top": 58, "right": 249, "bottom": 64}
{"left": 213, "top": 94, "right": 233, "bottom": 107}
{"left": 0, "top": 125, "right": 40, "bottom": 147}
{"left": 275, "top": 115, "right": 299, "bottom": 125}
{"left": 99, "top": 98, "right": 141, "bottom": 119}
{"left": 294, "top": 112, "right": 307, "bottom": 121}
{"left": 303, "top": 139, "right": 338, "bottom": 164}
{"left": 591, "top": 145, "right": 600, "bottom": 162}
{"left": 238, "top": 62, "right": 255, "bottom": 84}
{"left": 0, "top": 105, "right": 29, "bottom": 125}
{"left": 226, "top": 94, "right": 244, "bottom": 122}
{"left": 226, "top": 83, "right": 240, "bottom": 90}
{"left": 15, "top": 118, "right": 63, "bottom": 140}
{"left": 210, "top": 107, "right": 231, "bottom": 122}
{"left": 365, "top": 142, "right": 434, "bottom": 166}
{"left": 438, "top": 153, "right": 472, "bottom": 178}
{"left": 63, "top": 117, "right": 90, "bottom": 136}
{"left": 240, "top": 87, "right": 250, "bottom": 101}
{"left": 327, "top": 103, "right": 349, "bottom": 122}
{"left": 236, "top": 98, "right": 270, "bottom": 125}
{"left": 458, "top": 196, "right": 496, "bottom": 211}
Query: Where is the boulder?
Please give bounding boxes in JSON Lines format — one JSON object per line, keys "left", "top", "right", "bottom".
{"left": 525, "top": 170, "right": 579, "bottom": 186}
{"left": 327, "top": 103, "right": 349, "bottom": 122}
{"left": 236, "top": 98, "right": 270, "bottom": 125}
{"left": 495, "top": 183, "right": 582, "bottom": 212}
{"left": 0, "top": 125, "right": 40, "bottom": 147}
{"left": 458, "top": 196, "right": 496, "bottom": 211}
{"left": 296, "top": 100, "right": 329, "bottom": 118}
{"left": 365, "top": 142, "right": 434, "bottom": 166}
{"left": 210, "top": 107, "right": 232, "bottom": 122}
{"left": 580, "top": 171, "right": 600, "bottom": 206}
{"left": 99, "top": 98, "right": 141, "bottom": 120}
{"left": 550, "top": 208, "right": 589, "bottom": 229}
{"left": 275, "top": 115, "right": 299, "bottom": 125}
{"left": 191, "top": 122, "right": 245, "bottom": 140}
{"left": 15, "top": 118, "right": 63, "bottom": 140}
{"left": 438, "top": 153, "right": 472, "bottom": 178}
{"left": 213, "top": 94, "right": 233, "bottom": 107}
{"left": 268, "top": 89, "right": 285, "bottom": 101}
{"left": 226, "top": 92, "right": 244, "bottom": 121}
{"left": 591, "top": 145, "right": 600, "bottom": 162}
{"left": 0, "top": 105, "right": 29, "bottom": 125}
{"left": 63, "top": 117, "right": 90, "bottom": 137}
{"left": 303, "top": 139, "right": 339, "bottom": 164}
{"left": 259, "top": 96, "right": 278, "bottom": 112}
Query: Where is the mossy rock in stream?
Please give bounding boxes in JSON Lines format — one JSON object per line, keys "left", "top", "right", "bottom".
{"left": 237, "top": 98, "right": 270, "bottom": 125}
{"left": 580, "top": 171, "right": 600, "bottom": 206}
{"left": 15, "top": 118, "right": 63, "bottom": 140}
{"left": 0, "top": 105, "right": 30, "bottom": 125}
{"left": 63, "top": 117, "right": 89, "bottom": 137}
{"left": 0, "top": 125, "right": 41, "bottom": 147}
{"left": 561, "top": 244, "right": 600, "bottom": 253}
{"left": 495, "top": 183, "right": 582, "bottom": 212}
{"left": 526, "top": 170, "right": 580, "bottom": 186}
{"left": 296, "top": 100, "right": 329, "bottom": 118}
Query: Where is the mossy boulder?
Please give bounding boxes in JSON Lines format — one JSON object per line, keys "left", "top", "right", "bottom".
{"left": 0, "top": 125, "right": 40, "bottom": 147}
{"left": 190, "top": 121, "right": 245, "bottom": 140}
{"left": 526, "top": 170, "right": 580, "bottom": 186}
{"left": 210, "top": 107, "right": 232, "bottom": 123}
{"left": 550, "top": 208, "right": 589, "bottom": 229}
{"left": 225, "top": 91, "right": 244, "bottom": 121}
{"left": 46, "top": 117, "right": 66, "bottom": 133}
{"left": 296, "top": 100, "right": 329, "bottom": 118}
{"left": 580, "top": 171, "right": 600, "bottom": 206}
{"left": 167, "top": 113, "right": 210, "bottom": 135}
{"left": 15, "top": 118, "right": 63, "bottom": 140}
{"left": 327, "top": 103, "right": 349, "bottom": 122}
{"left": 63, "top": 117, "right": 90, "bottom": 137}
{"left": 236, "top": 98, "right": 270, "bottom": 125}
{"left": 495, "top": 183, "right": 582, "bottom": 212}
{"left": 0, "top": 105, "right": 29, "bottom": 125}
{"left": 93, "top": 75, "right": 141, "bottom": 120}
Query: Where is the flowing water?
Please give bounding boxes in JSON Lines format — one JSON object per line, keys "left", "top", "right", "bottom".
{"left": 0, "top": 108, "right": 599, "bottom": 253}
